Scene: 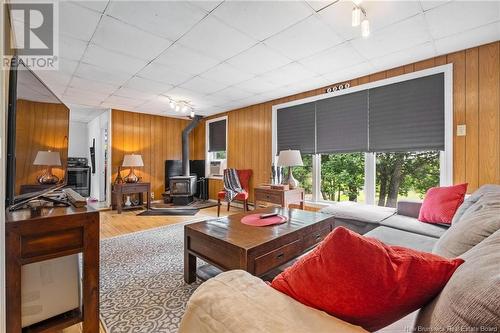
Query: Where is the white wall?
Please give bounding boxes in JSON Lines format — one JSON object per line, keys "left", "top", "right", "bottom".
{"left": 68, "top": 121, "right": 88, "bottom": 157}
{"left": 87, "top": 110, "right": 110, "bottom": 202}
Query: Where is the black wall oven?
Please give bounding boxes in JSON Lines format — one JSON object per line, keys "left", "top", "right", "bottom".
{"left": 67, "top": 158, "right": 91, "bottom": 197}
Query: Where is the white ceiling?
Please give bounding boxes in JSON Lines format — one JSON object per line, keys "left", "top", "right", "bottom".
{"left": 11, "top": 0, "right": 500, "bottom": 118}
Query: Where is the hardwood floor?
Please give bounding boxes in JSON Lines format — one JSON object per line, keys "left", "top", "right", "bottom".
{"left": 61, "top": 204, "right": 243, "bottom": 333}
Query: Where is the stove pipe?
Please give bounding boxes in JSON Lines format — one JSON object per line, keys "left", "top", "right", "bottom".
{"left": 182, "top": 115, "right": 202, "bottom": 176}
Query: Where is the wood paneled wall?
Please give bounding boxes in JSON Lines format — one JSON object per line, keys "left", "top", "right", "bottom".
{"left": 111, "top": 109, "right": 200, "bottom": 199}
{"left": 15, "top": 99, "right": 69, "bottom": 194}
{"left": 200, "top": 41, "right": 500, "bottom": 199}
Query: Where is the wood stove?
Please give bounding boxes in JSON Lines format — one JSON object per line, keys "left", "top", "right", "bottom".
{"left": 170, "top": 115, "right": 202, "bottom": 205}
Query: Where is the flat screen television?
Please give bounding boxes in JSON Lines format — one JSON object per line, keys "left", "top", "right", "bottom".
{"left": 6, "top": 56, "right": 70, "bottom": 210}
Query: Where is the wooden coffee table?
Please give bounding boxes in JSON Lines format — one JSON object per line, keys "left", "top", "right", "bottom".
{"left": 184, "top": 207, "right": 335, "bottom": 283}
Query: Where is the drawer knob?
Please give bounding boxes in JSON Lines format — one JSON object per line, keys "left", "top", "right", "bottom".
{"left": 315, "top": 234, "right": 321, "bottom": 240}
{"left": 276, "top": 253, "right": 284, "bottom": 260}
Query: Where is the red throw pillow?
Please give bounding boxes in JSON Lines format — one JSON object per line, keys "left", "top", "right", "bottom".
{"left": 271, "top": 227, "right": 463, "bottom": 332}
{"left": 418, "top": 183, "right": 468, "bottom": 224}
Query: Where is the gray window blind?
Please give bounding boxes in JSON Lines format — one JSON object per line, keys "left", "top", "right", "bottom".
{"left": 369, "top": 73, "right": 445, "bottom": 152}
{"left": 277, "top": 102, "right": 316, "bottom": 154}
{"left": 208, "top": 119, "right": 226, "bottom": 152}
{"left": 316, "top": 90, "right": 368, "bottom": 153}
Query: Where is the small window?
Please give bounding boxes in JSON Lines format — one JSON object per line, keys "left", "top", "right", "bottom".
{"left": 206, "top": 117, "right": 227, "bottom": 178}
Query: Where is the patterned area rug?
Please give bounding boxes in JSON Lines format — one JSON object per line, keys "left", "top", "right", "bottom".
{"left": 100, "top": 221, "right": 204, "bottom": 332}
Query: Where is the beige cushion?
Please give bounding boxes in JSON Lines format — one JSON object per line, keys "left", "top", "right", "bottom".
{"left": 433, "top": 192, "right": 500, "bottom": 258}
{"left": 452, "top": 184, "right": 500, "bottom": 225}
{"left": 179, "top": 270, "right": 367, "bottom": 333}
{"left": 415, "top": 229, "right": 500, "bottom": 331}
{"left": 320, "top": 201, "right": 395, "bottom": 223}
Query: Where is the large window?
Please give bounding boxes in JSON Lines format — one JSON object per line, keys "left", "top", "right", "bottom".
{"left": 293, "top": 154, "right": 313, "bottom": 201}
{"left": 274, "top": 65, "right": 452, "bottom": 206}
{"left": 376, "top": 151, "right": 440, "bottom": 207}
{"left": 320, "top": 153, "right": 365, "bottom": 202}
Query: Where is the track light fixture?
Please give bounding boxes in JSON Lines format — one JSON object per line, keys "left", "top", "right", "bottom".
{"left": 351, "top": 1, "right": 369, "bottom": 38}
{"left": 164, "top": 96, "right": 194, "bottom": 114}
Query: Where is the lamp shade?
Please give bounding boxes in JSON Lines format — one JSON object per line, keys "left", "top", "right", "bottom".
{"left": 277, "top": 150, "right": 303, "bottom": 167}
{"left": 122, "top": 154, "right": 144, "bottom": 167}
{"left": 33, "top": 151, "right": 61, "bottom": 166}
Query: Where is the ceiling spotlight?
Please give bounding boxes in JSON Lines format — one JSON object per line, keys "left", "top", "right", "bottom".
{"left": 182, "top": 104, "right": 189, "bottom": 113}
{"left": 361, "top": 18, "right": 370, "bottom": 38}
{"left": 175, "top": 104, "right": 181, "bottom": 112}
{"left": 169, "top": 100, "right": 175, "bottom": 109}
{"left": 352, "top": 7, "right": 361, "bottom": 27}
{"left": 190, "top": 110, "right": 195, "bottom": 118}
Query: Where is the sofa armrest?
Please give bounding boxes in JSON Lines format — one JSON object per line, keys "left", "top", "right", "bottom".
{"left": 397, "top": 200, "right": 422, "bottom": 219}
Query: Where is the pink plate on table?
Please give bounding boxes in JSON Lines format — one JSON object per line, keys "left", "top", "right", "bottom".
{"left": 241, "top": 214, "right": 288, "bottom": 227}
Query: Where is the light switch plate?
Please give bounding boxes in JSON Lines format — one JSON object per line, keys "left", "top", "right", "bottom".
{"left": 457, "top": 124, "right": 466, "bottom": 136}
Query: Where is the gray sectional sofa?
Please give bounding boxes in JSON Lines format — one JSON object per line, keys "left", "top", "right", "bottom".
{"left": 180, "top": 184, "right": 500, "bottom": 333}
{"left": 320, "top": 198, "right": 448, "bottom": 252}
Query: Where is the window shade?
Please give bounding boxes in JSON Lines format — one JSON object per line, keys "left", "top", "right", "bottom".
{"left": 208, "top": 119, "right": 226, "bottom": 152}
{"left": 277, "top": 102, "right": 316, "bottom": 154}
{"left": 316, "top": 90, "right": 368, "bottom": 153}
{"left": 369, "top": 73, "right": 445, "bottom": 152}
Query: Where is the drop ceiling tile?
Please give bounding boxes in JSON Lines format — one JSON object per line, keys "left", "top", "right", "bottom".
{"left": 434, "top": 21, "right": 500, "bottom": 56}
{"left": 113, "top": 87, "right": 159, "bottom": 101}
{"left": 200, "top": 62, "right": 255, "bottom": 86}
{"left": 350, "top": 14, "right": 431, "bottom": 59}
{"left": 70, "top": 75, "right": 118, "bottom": 93}
{"left": 258, "top": 62, "right": 318, "bottom": 86}
{"left": 208, "top": 86, "right": 255, "bottom": 102}
{"left": 35, "top": 70, "right": 73, "bottom": 87}
{"left": 177, "top": 15, "right": 257, "bottom": 61}
{"left": 233, "top": 77, "right": 282, "bottom": 94}
{"left": 179, "top": 76, "right": 228, "bottom": 95}
{"left": 59, "top": 2, "right": 102, "bottom": 41}
{"left": 226, "top": 43, "right": 292, "bottom": 75}
{"left": 65, "top": 87, "right": 110, "bottom": 100}
{"left": 59, "top": 36, "right": 88, "bottom": 61}
{"left": 74, "top": 62, "right": 131, "bottom": 85}
{"left": 91, "top": 15, "right": 172, "bottom": 61}
{"left": 124, "top": 76, "right": 173, "bottom": 95}
{"left": 58, "top": 58, "right": 80, "bottom": 74}
{"left": 322, "top": 61, "right": 375, "bottom": 84}
{"left": 265, "top": 15, "right": 344, "bottom": 61}
{"left": 105, "top": 1, "right": 206, "bottom": 41}
{"left": 189, "top": 1, "right": 223, "bottom": 13}
{"left": 306, "top": 0, "right": 337, "bottom": 12}
{"left": 103, "top": 95, "right": 145, "bottom": 108}
{"left": 163, "top": 87, "right": 201, "bottom": 102}
{"left": 155, "top": 44, "right": 220, "bottom": 75}
{"left": 69, "top": 1, "right": 109, "bottom": 13}
{"left": 421, "top": 0, "right": 451, "bottom": 12}
{"left": 370, "top": 42, "right": 436, "bottom": 71}
{"left": 82, "top": 44, "right": 146, "bottom": 75}
{"left": 425, "top": 1, "right": 500, "bottom": 39}
{"left": 62, "top": 95, "right": 100, "bottom": 107}
{"left": 137, "top": 62, "right": 194, "bottom": 86}
{"left": 213, "top": 1, "right": 313, "bottom": 41}
{"left": 299, "top": 43, "right": 365, "bottom": 75}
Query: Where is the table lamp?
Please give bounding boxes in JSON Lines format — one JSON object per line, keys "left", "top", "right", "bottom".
{"left": 33, "top": 151, "right": 62, "bottom": 184}
{"left": 277, "top": 150, "right": 303, "bottom": 189}
{"left": 122, "top": 154, "right": 144, "bottom": 183}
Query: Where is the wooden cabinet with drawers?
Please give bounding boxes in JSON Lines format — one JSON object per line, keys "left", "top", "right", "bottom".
{"left": 254, "top": 186, "right": 305, "bottom": 209}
